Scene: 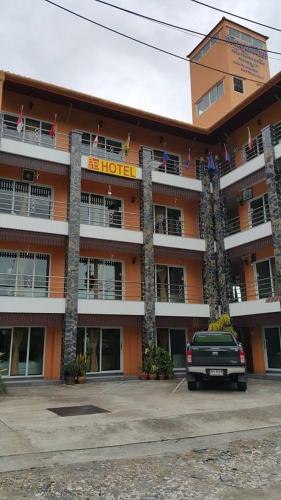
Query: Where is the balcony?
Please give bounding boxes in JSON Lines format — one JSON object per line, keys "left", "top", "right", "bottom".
{"left": 77, "top": 279, "right": 144, "bottom": 315}
{"left": 229, "top": 277, "right": 280, "bottom": 316}
{"left": 80, "top": 205, "right": 142, "bottom": 244}
{"left": 0, "top": 273, "right": 65, "bottom": 313}
{"left": 152, "top": 160, "right": 202, "bottom": 192}
{"left": 0, "top": 113, "right": 70, "bottom": 164}
{"left": 153, "top": 217, "right": 205, "bottom": 252}
{"left": 224, "top": 203, "right": 271, "bottom": 250}
{"left": 273, "top": 120, "right": 281, "bottom": 159}
{"left": 155, "top": 283, "right": 209, "bottom": 317}
{"left": 0, "top": 189, "right": 68, "bottom": 235}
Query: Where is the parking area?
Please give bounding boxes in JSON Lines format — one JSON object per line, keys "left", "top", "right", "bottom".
{"left": 1, "top": 378, "right": 281, "bottom": 473}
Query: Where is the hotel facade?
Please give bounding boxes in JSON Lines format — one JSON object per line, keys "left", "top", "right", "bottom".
{"left": 0, "top": 18, "right": 281, "bottom": 381}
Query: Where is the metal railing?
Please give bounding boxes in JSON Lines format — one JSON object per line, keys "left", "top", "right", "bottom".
{"left": 153, "top": 217, "right": 200, "bottom": 238}
{"left": 152, "top": 160, "right": 200, "bottom": 180}
{"left": 224, "top": 203, "right": 270, "bottom": 236}
{"left": 1, "top": 114, "right": 69, "bottom": 151}
{"left": 155, "top": 283, "right": 204, "bottom": 304}
{"left": 81, "top": 140, "right": 140, "bottom": 168}
{"left": 219, "top": 134, "right": 264, "bottom": 177}
{"left": 229, "top": 276, "right": 276, "bottom": 303}
{"left": 0, "top": 191, "right": 68, "bottom": 221}
{"left": 78, "top": 279, "right": 142, "bottom": 301}
{"left": 0, "top": 273, "right": 65, "bottom": 297}
{"left": 80, "top": 206, "right": 140, "bottom": 231}
{"left": 273, "top": 121, "right": 281, "bottom": 145}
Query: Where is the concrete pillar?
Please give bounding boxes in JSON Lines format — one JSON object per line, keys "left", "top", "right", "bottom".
{"left": 62, "top": 131, "right": 82, "bottom": 372}
{"left": 212, "top": 167, "right": 230, "bottom": 314}
{"left": 141, "top": 147, "right": 156, "bottom": 347}
{"left": 200, "top": 163, "right": 219, "bottom": 322}
{"left": 262, "top": 125, "right": 281, "bottom": 296}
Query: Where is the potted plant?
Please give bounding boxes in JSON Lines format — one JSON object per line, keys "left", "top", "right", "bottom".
{"left": 64, "top": 361, "right": 78, "bottom": 385}
{"left": 138, "top": 360, "right": 149, "bottom": 380}
{"left": 144, "top": 341, "right": 159, "bottom": 380}
{"left": 148, "top": 364, "right": 158, "bottom": 380}
{"left": 156, "top": 347, "right": 174, "bottom": 380}
{"left": 76, "top": 353, "right": 88, "bottom": 384}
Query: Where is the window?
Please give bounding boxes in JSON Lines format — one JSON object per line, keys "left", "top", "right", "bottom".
{"left": 228, "top": 27, "right": 265, "bottom": 50}
{"left": 79, "top": 258, "right": 123, "bottom": 300}
{"left": 77, "top": 328, "right": 121, "bottom": 372}
{"left": 0, "top": 327, "right": 45, "bottom": 377}
{"left": 0, "top": 251, "right": 49, "bottom": 297}
{"left": 154, "top": 206, "right": 182, "bottom": 236}
{"left": 250, "top": 194, "right": 270, "bottom": 227}
{"left": 151, "top": 149, "right": 181, "bottom": 176}
{"left": 233, "top": 77, "right": 244, "bottom": 93}
{"left": 193, "top": 31, "right": 220, "bottom": 63}
{"left": 196, "top": 81, "right": 224, "bottom": 116}
{"left": 192, "top": 333, "right": 236, "bottom": 346}
{"left": 155, "top": 264, "right": 185, "bottom": 303}
{"left": 255, "top": 258, "right": 276, "bottom": 299}
{"left": 80, "top": 193, "right": 122, "bottom": 227}
{"left": 157, "top": 328, "right": 187, "bottom": 368}
{"left": 0, "top": 178, "right": 52, "bottom": 219}
{"left": 80, "top": 132, "right": 122, "bottom": 160}
{"left": 264, "top": 327, "right": 281, "bottom": 370}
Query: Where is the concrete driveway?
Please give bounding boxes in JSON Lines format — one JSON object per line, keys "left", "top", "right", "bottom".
{"left": 0, "top": 378, "right": 281, "bottom": 473}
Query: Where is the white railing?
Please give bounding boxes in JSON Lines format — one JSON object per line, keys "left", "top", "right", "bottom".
{"left": 80, "top": 205, "right": 140, "bottom": 231}
{"left": 0, "top": 191, "right": 68, "bottom": 221}
{"left": 225, "top": 203, "right": 270, "bottom": 236}
{"left": 219, "top": 134, "right": 264, "bottom": 177}
{"left": 0, "top": 273, "right": 65, "bottom": 297}
{"left": 155, "top": 283, "right": 204, "bottom": 304}
{"left": 78, "top": 279, "right": 142, "bottom": 301}
{"left": 229, "top": 276, "right": 276, "bottom": 302}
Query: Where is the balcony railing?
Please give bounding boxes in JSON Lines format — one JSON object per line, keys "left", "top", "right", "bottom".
{"left": 155, "top": 283, "right": 204, "bottom": 304}
{"left": 224, "top": 203, "right": 270, "bottom": 236}
{"left": 273, "top": 121, "right": 281, "bottom": 145}
{"left": 0, "top": 273, "right": 65, "bottom": 298}
{"left": 78, "top": 279, "right": 142, "bottom": 301}
{"left": 80, "top": 205, "right": 140, "bottom": 231}
{"left": 152, "top": 160, "right": 201, "bottom": 180}
{"left": 154, "top": 218, "right": 199, "bottom": 238}
{"left": 0, "top": 191, "right": 68, "bottom": 221}
{"left": 219, "top": 134, "right": 264, "bottom": 177}
{"left": 229, "top": 276, "right": 276, "bottom": 303}
{"left": 1, "top": 114, "right": 69, "bottom": 151}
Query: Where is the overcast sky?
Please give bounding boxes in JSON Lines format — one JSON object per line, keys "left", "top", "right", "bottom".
{"left": 1, "top": 0, "right": 280, "bottom": 122}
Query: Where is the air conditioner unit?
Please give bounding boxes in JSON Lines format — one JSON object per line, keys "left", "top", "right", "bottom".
{"left": 22, "top": 169, "right": 35, "bottom": 182}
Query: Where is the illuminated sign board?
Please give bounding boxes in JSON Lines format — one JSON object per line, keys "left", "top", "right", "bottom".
{"left": 87, "top": 157, "right": 137, "bottom": 179}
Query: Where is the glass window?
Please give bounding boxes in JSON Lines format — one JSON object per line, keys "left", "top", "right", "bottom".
{"left": 157, "top": 328, "right": 186, "bottom": 369}
{"left": 156, "top": 265, "right": 185, "bottom": 303}
{"left": 78, "top": 327, "right": 121, "bottom": 372}
{"left": 264, "top": 327, "right": 281, "bottom": 370}
{"left": 79, "top": 258, "right": 123, "bottom": 300}
{"left": 233, "top": 77, "right": 244, "bottom": 93}
{"left": 192, "top": 333, "right": 236, "bottom": 346}
{"left": 28, "top": 328, "right": 44, "bottom": 375}
{"left": 0, "top": 178, "right": 52, "bottom": 219}
{"left": 196, "top": 81, "right": 224, "bottom": 116}
{"left": 10, "top": 327, "right": 28, "bottom": 376}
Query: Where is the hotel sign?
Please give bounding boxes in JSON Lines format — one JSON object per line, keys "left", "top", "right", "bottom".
{"left": 87, "top": 157, "right": 137, "bottom": 179}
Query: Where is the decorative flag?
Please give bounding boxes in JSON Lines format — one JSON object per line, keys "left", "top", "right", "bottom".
{"left": 162, "top": 151, "right": 170, "bottom": 167}
{"left": 16, "top": 105, "right": 24, "bottom": 133}
{"left": 207, "top": 152, "right": 216, "bottom": 172}
{"left": 224, "top": 143, "right": 230, "bottom": 162}
{"left": 92, "top": 124, "right": 100, "bottom": 150}
{"left": 50, "top": 113, "right": 57, "bottom": 138}
{"left": 247, "top": 127, "right": 253, "bottom": 150}
{"left": 122, "top": 133, "right": 131, "bottom": 157}
{"left": 184, "top": 147, "right": 191, "bottom": 167}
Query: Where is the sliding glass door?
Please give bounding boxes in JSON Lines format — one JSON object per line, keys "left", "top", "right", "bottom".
{"left": 0, "top": 327, "right": 45, "bottom": 377}
{"left": 264, "top": 327, "right": 281, "bottom": 370}
{"left": 154, "top": 206, "right": 182, "bottom": 236}
{"left": 0, "top": 251, "right": 50, "bottom": 297}
{"left": 79, "top": 258, "right": 123, "bottom": 299}
{"left": 0, "top": 179, "right": 52, "bottom": 219}
{"left": 157, "top": 328, "right": 187, "bottom": 368}
{"left": 80, "top": 192, "right": 122, "bottom": 228}
{"left": 77, "top": 327, "right": 121, "bottom": 372}
{"left": 156, "top": 265, "right": 185, "bottom": 303}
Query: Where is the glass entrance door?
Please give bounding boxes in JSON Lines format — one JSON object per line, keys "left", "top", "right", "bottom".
{"left": 264, "top": 327, "right": 281, "bottom": 370}
{"left": 0, "top": 327, "right": 45, "bottom": 376}
{"left": 77, "top": 327, "right": 121, "bottom": 372}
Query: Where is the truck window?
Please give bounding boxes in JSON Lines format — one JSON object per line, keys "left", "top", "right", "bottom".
{"left": 192, "top": 333, "right": 236, "bottom": 346}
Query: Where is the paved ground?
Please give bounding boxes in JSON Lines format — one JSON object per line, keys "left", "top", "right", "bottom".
{"left": 0, "top": 378, "right": 281, "bottom": 498}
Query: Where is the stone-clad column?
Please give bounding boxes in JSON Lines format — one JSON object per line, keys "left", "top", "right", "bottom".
{"left": 262, "top": 125, "right": 281, "bottom": 295}
{"left": 141, "top": 147, "right": 156, "bottom": 347}
{"left": 200, "top": 163, "right": 219, "bottom": 321}
{"left": 212, "top": 167, "right": 230, "bottom": 314}
{"left": 62, "top": 131, "right": 82, "bottom": 372}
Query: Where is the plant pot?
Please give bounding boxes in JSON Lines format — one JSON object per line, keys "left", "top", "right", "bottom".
{"left": 65, "top": 375, "right": 75, "bottom": 385}
{"left": 159, "top": 374, "right": 166, "bottom": 380}
{"left": 77, "top": 375, "right": 86, "bottom": 384}
{"left": 139, "top": 372, "right": 148, "bottom": 380}
{"left": 148, "top": 373, "right": 157, "bottom": 380}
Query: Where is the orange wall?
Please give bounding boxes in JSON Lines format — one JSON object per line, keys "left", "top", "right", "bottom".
{"left": 152, "top": 192, "right": 200, "bottom": 238}
{"left": 123, "top": 326, "right": 142, "bottom": 375}
{"left": 44, "top": 326, "right": 62, "bottom": 379}
{"left": 250, "top": 326, "right": 266, "bottom": 373}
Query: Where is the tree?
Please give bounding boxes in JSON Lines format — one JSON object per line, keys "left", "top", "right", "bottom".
{"left": 208, "top": 314, "right": 237, "bottom": 337}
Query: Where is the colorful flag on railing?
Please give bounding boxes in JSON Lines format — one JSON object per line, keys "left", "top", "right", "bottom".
{"left": 247, "top": 127, "right": 253, "bottom": 149}
{"left": 50, "top": 113, "right": 57, "bottom": 138}
{"left": 92, "top": 124, "right": 100, "bottom": 150}
{"left": 207, "top": 152, "right": 216, "bottom": 172}
{"left": 122, "top": 133, "right": 131, "bottom": 157}
{"left": 16, "top": 105, "right": 24, "bottom": 133}
{"left": 224, "top": 143, "right": 230, "bottom": 162}
{"left": 183, "top": 147, "right": 191, "bottom": 167}
{"left": 162, "top": 151, "right": 170, "bottom": 167}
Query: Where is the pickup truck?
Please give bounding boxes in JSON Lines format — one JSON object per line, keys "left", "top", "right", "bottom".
{"left": 186, "top": 331, "right": 247, "bottom": 391}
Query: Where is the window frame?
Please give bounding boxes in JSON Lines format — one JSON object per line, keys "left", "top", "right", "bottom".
{"left": 196, "top": 80, "right": 224, "bottom": 116}
{"left": 233, "top": 77, "right": 244, "bottom": 94}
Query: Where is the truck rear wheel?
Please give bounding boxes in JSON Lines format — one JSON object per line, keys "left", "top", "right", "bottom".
{"left": 237, "top": 381, "right": 247, "bottom": 392}
{"left": 188, "top": 381, "right": 197, "bottom": 391}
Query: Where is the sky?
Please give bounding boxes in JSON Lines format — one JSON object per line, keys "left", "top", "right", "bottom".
{"left": 1, "top": 0, "right": 280, "bottom": 122}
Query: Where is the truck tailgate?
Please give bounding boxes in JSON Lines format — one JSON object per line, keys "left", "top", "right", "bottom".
{"left": 191, "top": 346, "right": 241, "bottom": 366}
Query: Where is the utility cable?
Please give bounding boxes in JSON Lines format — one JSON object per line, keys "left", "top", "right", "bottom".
{"left": 190, "top": 0, "right": 281, "bottom": 34}
{"left": 42, "top": 0, "right": 279, "bottom": 87}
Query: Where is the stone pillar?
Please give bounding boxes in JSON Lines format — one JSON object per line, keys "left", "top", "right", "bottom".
{"left": 262, "top": 125, "right": 281, "bottom": 296}
{"left": 212, "top": 167, "right": 230, "bottom": 314}
{"left": 62, "top": 131, "right": 82, "bottom": 372}
{"left": 141, "top": 147, "right": 156, "bottom": 348}
{"left": 200, "top": 163, "right": 219, "bottom": 321}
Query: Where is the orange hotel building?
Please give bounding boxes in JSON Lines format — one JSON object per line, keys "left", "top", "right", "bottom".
{"left": 0, "top": 17, "right": 281, "bottom": 382}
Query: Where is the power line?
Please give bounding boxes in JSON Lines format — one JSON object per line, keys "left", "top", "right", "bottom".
{"left": 42, "top": 0, "right": 278, "bottom": 87}
{"left": 190, "top": 0, "right": 281, "bottom": 33}
{"left": 92, "top": 0, "right": 281, "bottom": 57}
